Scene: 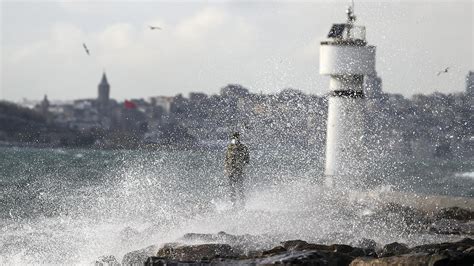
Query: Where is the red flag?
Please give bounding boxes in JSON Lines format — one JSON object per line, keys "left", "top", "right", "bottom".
{"left": 124, "top": 100, "right": 137, "bottom": 109}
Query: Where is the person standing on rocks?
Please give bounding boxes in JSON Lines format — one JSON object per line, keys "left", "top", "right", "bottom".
{"left": 224, "top": 132, "right": 250, "bottom": 207}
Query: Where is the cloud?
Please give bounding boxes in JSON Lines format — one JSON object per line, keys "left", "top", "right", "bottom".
{"left": 176, "top": 7, "right": 227, "bottom": 42}
{"left": 2, "top": 6, "right": 260, "bottom": 100}
{"left": 5, "top": 23, "right": 86, "bottom": 65}
{"left": 98, "top": 23, "right": 134, "bottom": 50}
{"left": 2, "top": 1, "right": 471, "bottom": 101}
{"left": 50, "top": 23, "right": 86, "bottom": 54}
{"left": 56, "top": 1, "right": 117, "bottom": 15}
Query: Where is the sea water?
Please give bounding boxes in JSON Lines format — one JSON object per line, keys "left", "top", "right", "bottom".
{"left": 0, "top": 146, "right": 472, "bottom": 264}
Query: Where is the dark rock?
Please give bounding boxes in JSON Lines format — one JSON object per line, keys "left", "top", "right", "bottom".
{"left": 280, "top": 239, "right": 309, "bottom": 250}
{"left": 280, "top": 239, "right": 332, "bottom": 251}
{"left": 380, "top": 203, "right": 430, "bottom": 229}
{"left": 156, "top": 243, "right": 236, "bottom": 261}
{"left": 464, "top": 246, "right": 474, "bottom": 254}
{"left": 352, "top": 248, "right": 474, "bottom": 266}
{"left": 131, "top": 235, "right": 474, "bottom": 265}
{"left": 154, "top": 243, "right": 180, "bottom": 258}
{"left": 324, "top": 251, "right": 357, "bottom": 266}
{"left": 353, "top": 238, "right": 377, "bottom": 256}
{"left": 144, "top": 257, "right": 167, "bottom": 266}
{"left": 261, "top": 245, "right": 286, "bottom": 256}
{"left": 355, "top": 238, "right": 377, "bottom": 250}
{"left": 409, "top": 238, "right": 474, "bottom": 254}
{"left": 281, "top": 239, "right": 371, "bottom": 258}
{"left": 459, "top": 238, "right": 474, "bottom": 245}
{"left": 301, "top": 243, "right": 334, "bottom": 251}
{"left": 122, "top": 245, "right": 159, "bottom": 265}
{"left": 179, "top": 231, "right": 274, "bottom": 252}
{"left": 94, "top": 255, "right": 120, "bottom": 266}
{"left": 378, "top": 242, "right": 409, "bottom": 257}
{"left": 429, "top": 219, "right": 474, "bottom": 235}
{"left": 258, "top": 250, "right": 353, "bottom": 266}
{"left": 435, "top": 207, "right": 474, "bottom": 221}
{"left": 330, "top": 244, "right": 354, "bottom": 253}
{"left": 366, "top": 238, "right": 474, "bottom": 266}
{"left": 348, "top": 247, "right": 370, "bottom": 258}
{"left": 350, "top": 253, "right": 449, "bottom": 266}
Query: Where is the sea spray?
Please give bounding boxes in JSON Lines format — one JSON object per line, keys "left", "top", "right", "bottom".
{"left": 0, "top": 147, "right": 471, "bottom": 264}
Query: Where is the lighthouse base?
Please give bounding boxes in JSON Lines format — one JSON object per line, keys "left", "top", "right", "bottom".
{"left": 324, "top": 95, "right": 367, "bottom": 188}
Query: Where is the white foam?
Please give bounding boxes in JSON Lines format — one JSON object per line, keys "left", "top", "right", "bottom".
{"left": 454, "top": 171, "right": 474, "bottom": 181}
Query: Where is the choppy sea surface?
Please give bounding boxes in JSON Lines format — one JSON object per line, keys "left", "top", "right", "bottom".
{"left": 0, "top": 146, "right": 472, "bottom": 264}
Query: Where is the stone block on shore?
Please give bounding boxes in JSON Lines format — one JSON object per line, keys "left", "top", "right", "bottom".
{"left": 377, "top": 242, "right": 410, "bottom": 257}
{"left": 121, "top": 245, "right": 159, "bottom": 266}
{"left": 350, "top": 253, "right": 449, "bottom": 266}
{"left": 138, "top": 234, "right": 473, "bottom": 265}
{"left": 435, "top": 207, "right": 474, "bottom": 222}
{"left": 156, "top": 243, "right": 236, "bottom": 261}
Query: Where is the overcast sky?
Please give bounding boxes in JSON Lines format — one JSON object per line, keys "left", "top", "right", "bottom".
{"left": 1, "top": 0, "right": 472, "bottom": 101}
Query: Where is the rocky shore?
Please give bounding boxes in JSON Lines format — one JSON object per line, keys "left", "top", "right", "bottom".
{"left": 94, "top": 205, "right": 474, "bottom": 266}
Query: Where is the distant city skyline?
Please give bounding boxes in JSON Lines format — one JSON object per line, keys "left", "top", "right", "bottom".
{"left": 1, "top": 0, "right": 472, "bottom": 101}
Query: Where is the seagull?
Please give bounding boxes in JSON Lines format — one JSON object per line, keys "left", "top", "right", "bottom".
{"left": 149, "top": 25, "right": 162, "bottom": 30}
{"left": 82, "top": 43, "right": 90, "bottom": 56}
{"left": 437, "top": 67, "right": 449, "bottom": 76}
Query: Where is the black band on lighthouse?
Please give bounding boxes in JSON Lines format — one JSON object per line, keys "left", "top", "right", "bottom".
{"left": 330, "top": 90, "right": 365, "bottom": 98}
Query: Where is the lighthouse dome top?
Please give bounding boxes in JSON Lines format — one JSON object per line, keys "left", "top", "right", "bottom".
{"left": 323, "top": 6, "right": 367, "bottom": 46}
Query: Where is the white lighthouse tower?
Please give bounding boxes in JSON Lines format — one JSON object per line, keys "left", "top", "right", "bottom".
{"left": 320, "top": 5, "right": 376, "bottom": 186}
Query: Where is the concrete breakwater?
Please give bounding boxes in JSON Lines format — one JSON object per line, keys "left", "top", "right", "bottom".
{"left": 349, "top": 190, "right": 474, "bottom": 212}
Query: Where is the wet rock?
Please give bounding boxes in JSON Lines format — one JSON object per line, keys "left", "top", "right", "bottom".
{"left": 280, "top": 239, "right": 309, "bottom": 250}
{"left": 156, "top": 243, "right": 236, "bottom": 261}
{"left": 351, "top": 238, "right": 377, "bottom": 256}
{"left": 380, "top": 203, "right": 430, "bottom": 229}
{"left": 350, "top": 253, "right": 449, "bottom": 266}
{"left": 435, "top": 207, "right": 474, "bottom": 221}
{"left": 429, "top": 219, "right": 474, "bottom": 235}
{"left": 122, "top": 245, "right": 159, "bottom": 265}
{"left": 144, "top": 257, "right": 166, "bottom": 266}
{"left": 352, "top": 247, "right": 474, "bottom": 266}
{"left": 330, "top": 244, "right": 354, "bottom": 253}
{"left": 281, "top": 239, "right": 370, "bottom": 258}
{"left": 378, "top": 242, "right": 409, "bottom": 257}
{"left": 464, "top": 246, "right": 474, "bottom": 254}
{"left": 355, "top": 238, "right": 377, "bottom": 250}
{"left": 146, "top": 250, "right": 353, "bottom": 265}
{"left": 179, "top": 231, "right": 274, "bottom": 252}
{"left": 351, "top": 238, "right": 474, "bottom": 266}
{"left": 261, "top": 245, "right": 286, "bottom": 256}
{"left": 349, "top": 247, "right": 371, "bottom": 258}
{"left": 257, "top": 250, "right": 353, "bottom": 266}
{"left": 280, "top": 240, "right": 332, "bottom": 251}
{"left": 135, "top": 234, "right": 473, "bottom": 265}
{"left": 94, "top": 255, "right": 120, "bottom": 266}
{"left": 409, "top": 238, "right": 474, "bottom": 254}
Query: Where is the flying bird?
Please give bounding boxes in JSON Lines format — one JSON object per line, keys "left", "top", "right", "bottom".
{"left": 82, "top": 43, "right": 90, "bottom": 56}
{"left": 149, "top": 25, "right": 162, "bottom": 30}
{"left": 437, "top": 67, "right": 449, "bottom": 76}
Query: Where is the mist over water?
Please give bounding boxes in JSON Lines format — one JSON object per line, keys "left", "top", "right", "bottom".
{"left": 0, "top": 147, "right": 472, "bottom": 264}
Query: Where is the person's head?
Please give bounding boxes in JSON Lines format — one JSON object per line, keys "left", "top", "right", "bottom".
{"left": 230, "top": 132, "right": 240, "bottom": 144}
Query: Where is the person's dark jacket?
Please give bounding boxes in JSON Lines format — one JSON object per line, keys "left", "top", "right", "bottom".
{"left": 225, "top": 142, "right": 250, "bottom": 176}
